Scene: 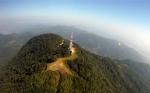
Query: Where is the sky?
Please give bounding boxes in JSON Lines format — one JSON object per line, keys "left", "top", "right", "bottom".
{"left": 0, "top": 0, "right": 150, "bottom": 62}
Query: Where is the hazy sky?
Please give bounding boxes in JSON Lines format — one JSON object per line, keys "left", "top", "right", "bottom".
{"left": 0, "top": 0, "right": 150, "bottom": 62}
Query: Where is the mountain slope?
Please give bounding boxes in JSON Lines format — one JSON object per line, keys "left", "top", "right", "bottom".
{"left": 0, "top": 32, "right": 36, "bottom": 65}
{"left": 121, "top": 60, "right": 150, "bottom": 84}
{"left": 0, "top": 34, "right": 149, "bottom": 93}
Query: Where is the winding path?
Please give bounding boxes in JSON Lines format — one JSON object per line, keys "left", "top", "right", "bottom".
{"left": 47, "top": 48, "right": 77, "bottom": 75}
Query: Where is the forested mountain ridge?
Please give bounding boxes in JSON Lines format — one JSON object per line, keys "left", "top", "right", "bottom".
{"left": 0, "top": 26, "right": 144, "bottom": 65}
{"left": 0, "top": 33, "right": 150, "bottom": 93}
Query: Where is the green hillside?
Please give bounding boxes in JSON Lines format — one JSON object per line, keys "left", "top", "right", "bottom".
{"left": 0, "top": 34, "right": 149, "bottom": 93}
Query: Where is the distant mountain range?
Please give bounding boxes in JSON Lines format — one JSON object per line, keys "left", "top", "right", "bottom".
{"left": 0, "top": 34, "right": 150, "bottom": 93}
{"left": 0, "top": 26, "right": 144, "bottom": 65}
